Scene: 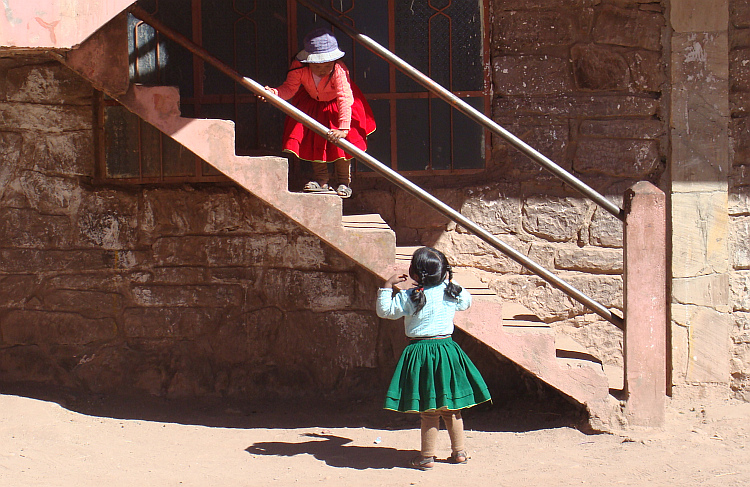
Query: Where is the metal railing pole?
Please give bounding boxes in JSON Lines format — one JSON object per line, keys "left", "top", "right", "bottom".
{"left": 294, "top": 0, "right": 624, "bottom": 221}
{"left": 127, "top": 5, "right": 624, "bottom": 328}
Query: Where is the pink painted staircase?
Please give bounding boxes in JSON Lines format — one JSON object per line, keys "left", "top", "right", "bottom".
{"left": 51, "top": 11, "right": 620, "bottom": 429}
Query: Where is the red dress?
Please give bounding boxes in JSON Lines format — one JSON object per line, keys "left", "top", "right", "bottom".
{"left": 270, "top": 59, "right": 376, "bottom": 163}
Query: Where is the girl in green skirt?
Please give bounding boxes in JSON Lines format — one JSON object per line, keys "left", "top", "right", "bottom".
{"left": 376, "top": 247, "right": 491, "bottom": 470}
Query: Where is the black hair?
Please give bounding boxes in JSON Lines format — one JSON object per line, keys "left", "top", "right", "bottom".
{"left": 408, "top": 246, "right": 463, "bottom": 315}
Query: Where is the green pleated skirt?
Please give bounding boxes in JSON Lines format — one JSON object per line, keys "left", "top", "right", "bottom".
{"left": 384, "top": 337, "right": 492, "bottom": 413}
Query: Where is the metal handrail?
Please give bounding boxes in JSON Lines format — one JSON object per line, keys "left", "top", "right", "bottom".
{"left": 126, "top": 5, "right": 624, "bottom": 328}
{"left": 294, "top": 0, "right": 624, "bottom": 221}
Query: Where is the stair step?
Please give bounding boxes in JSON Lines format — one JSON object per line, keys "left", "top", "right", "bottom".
{"left": 342, "top": 214, "right": 390, "bottom": 230}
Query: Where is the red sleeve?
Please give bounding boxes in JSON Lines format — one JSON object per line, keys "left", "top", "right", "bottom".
{"left": 273, "top": 59, "right": 305, "bottom": 100}
{"left": 330, "top": 62, "right": 354, "bottom": 130}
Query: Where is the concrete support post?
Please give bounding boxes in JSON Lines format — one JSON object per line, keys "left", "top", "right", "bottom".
{"left": 623, "top": 181, "right": 667, "bottom": 427}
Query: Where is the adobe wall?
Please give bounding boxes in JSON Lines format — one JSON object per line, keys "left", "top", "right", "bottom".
{"left": 0, "top": 55, "right": 407, "bottom": 403}
{"left": 354, "top": 0, "right": 669, "bottom": 372}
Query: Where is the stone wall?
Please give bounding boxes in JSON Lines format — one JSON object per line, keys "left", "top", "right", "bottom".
{"left": 354, "top": 0, "right": 668, "bottom": 369}
{"left": 0, "top": 55, "right": 404, "bottom": 402}
{"left": 730, "top": 0, "right": 750, "bottom": 401}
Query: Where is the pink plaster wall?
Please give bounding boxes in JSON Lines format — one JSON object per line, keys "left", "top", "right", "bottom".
{"left": 0, "top": 0, "right": 133, "bottom": 49}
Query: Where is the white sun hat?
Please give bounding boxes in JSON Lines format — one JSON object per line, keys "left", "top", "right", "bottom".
{"left": 296, "top": 28, "right": 345, "bottom": 64}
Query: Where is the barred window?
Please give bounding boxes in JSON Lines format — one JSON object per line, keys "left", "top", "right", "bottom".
{"left": 100, "top": 0, "right": 489, "bottom": 182}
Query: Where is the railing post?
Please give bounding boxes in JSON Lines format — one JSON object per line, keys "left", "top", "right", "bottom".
{"left": 623, "top": 181, "right": 667, "bottom": 427}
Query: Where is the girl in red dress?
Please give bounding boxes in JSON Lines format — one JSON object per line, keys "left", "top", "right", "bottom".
{"left": 265, "top": 28, "right": 376, "bottom": 198}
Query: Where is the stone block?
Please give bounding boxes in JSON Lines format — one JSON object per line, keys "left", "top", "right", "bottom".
{"left": 493, "top": 56, "right": 573, "bottom": 95}
{"left": 571, "top": 44, "right": 631, "bottom": 91}
{"left": 25, "top": 132, "right": 94, "bottom": 177}
{"left": 671, "top": 191, "right": 730, "bottom": 278}
{"left": 141, "top": 187, "right": 300, "bottom": 239}
{"left": 730, "top": 48, "right": 750, "bottom": 92}
{"left": 580, "top": 118, "right": 665, "bottom": 139}
{"left": 494, "top": 0, "right": 599, "bottom": 8}
{"left": 729, "top": 191, "right": 750, "bottom": 215}
{"left": 730, "top": 118, "right": 750, "bottom": 166}
{"left": 123, "top": 307, "right": 223, "bottom": 339}
{"left": 77, "top": 190, "right": 139, "bottom": 250}
{"left": 130, "top": 284, "right": 244, "bottom": 308}
{"left": 574, "top": 138, "right": 660, "bottom": 178}
{"left": 394, "top": 188, "right": 464, "bottom": 230}
{"left": 6, "top": 62, "right": 93, "bottom": 105}
{"left": 526, "top": 242, "right": 557, "bottom": 273}
{"left": 733, "top": 0, "right": 750, "bottom": 28}
{"left": 590, "top": 205, "right": 624, "bottom": 248}
{"left": 488, "top": 273, "right": 622, "bottom": 321}
{"left": 209, "top": 307, "right": 284, "bottom": 364}
{"left": 625, "top": 50, "right": 667, "bottom": 93}
{"left": 593, "top": 5, "right": 663, "bottom": 51}
{"left": 0, "top": 274, "right": 35, "bottom": 307}
{"left": 733, "top": 93, "right": 750, "bottom": 117}
{"left": 556, "top": 246, "right": 623, "bottom": 273}
{"left": 458, "top": 185, "right": 521, "bottom": 235}
{"left": 493, "top": 117, "right": 571, "bottom": 176}
{"left": 494, "top": 94, "right": 660, "bottom": 118}
{"left": 258, "top": 269, "right": 356, "bottom": 312}
{"left": 732, "top": 28, "right": 750, "bottom": 49}
{"left": 43, "top": 289, "right": 123, "bottom": 318}
{"left": 18, "top": 170, "right": 82, "bottom": 214}
{"left": 0, "top": 102, "right": 92, "bottom": 132}
{"left": 730, "top": 270, "right": 750, "bottom": 311}
{"left": 432, "top": 231, "right": 526, "bottom": 274}
{"left": 731, "top": 216, "right": 750, "bottom": 268}
{"left": 0, "top": 207, "right": 72, "bottom": 248}
{"left": 672, "top": 274, "right": 730, "bottom": 308}
{"left": 1, "top": 310, "right": 116, "bottom": 345}
{"left": 347, "top": 189, "right": 396, "bottom": 227}
{"left": 494, "top": 10, "right": 577, "bottom": 52}
{"left": 671, "top": 304, "right": 730, "bottom": 383}
{"left": 0, "top": 132, "right": 23, "bottom": 201}
{"left": 522, "top": 195, "right": 590, "bottom": 242}
{"left": 672, "top": 0, "right": 729, "bottom": 32}
{"left": 0, "top": 249, "right": 129, "bottom": 273}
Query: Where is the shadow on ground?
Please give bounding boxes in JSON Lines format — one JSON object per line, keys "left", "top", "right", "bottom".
{"left": 0, "top": 380, "right": 588, "bottom": 434}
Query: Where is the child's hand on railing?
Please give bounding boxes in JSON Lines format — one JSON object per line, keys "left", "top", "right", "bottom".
{"left": 327, "top": 128, "right": 349, "bottom": 142}
{"left": 256, "top": 85, "right": 277, "bottom": 103}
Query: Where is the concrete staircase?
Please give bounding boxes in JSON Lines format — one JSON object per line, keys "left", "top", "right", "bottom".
{"left": 52, "top": 10, "right": 619, "bottom": 428}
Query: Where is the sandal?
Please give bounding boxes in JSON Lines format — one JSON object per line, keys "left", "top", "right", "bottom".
{"left": 449, "top": 450, "right": 468, "bottom": 464}
{"left": 336, "top": 184, "right": 352, "bottom": 198}
{"left": 409, "top": 455, "right": 435, "bottom": 470}
{"left": 303, "top": 181, "right": 333, "bottom": 193}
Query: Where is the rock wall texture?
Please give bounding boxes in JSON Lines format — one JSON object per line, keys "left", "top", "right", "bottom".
{"left": 0, "top": 55, "right": 410, "bottom": 402}
{"left": 730, "top": 0, "right": 750, "bottom": 401}
{"left": 355, "top": 0, "right": 669, "bottom": 370}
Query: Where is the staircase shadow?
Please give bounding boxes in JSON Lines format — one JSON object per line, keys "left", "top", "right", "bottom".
{"left": 1, "top": 380, "right": 587, "bottom": 434}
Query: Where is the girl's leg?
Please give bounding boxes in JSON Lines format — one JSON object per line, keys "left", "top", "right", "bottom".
{"left": 439, "top": 409, "right": 467, "bottom": 462}
{"left": 333, "top": 159, "right": 351, "bottom": 186}
{"left": 311, "top": 162, "right": 330, "bottom": 187}
{"left": 419, "top": 410, "right": 440, "bottom": 460}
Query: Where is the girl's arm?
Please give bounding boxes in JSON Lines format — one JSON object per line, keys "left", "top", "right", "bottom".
{"left": 266, "top": 60, "right": 305, "bottom": 100}
{"left": 455, "top": 287, "right": 472, "bottom": 311}
{"left": 375, "top": 274, "right": 411, "bottom": 319}
{"left": 330, "top": 63, "right": 354, "bottom": 130}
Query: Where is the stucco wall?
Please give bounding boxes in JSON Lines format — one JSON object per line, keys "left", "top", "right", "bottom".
{"left": 0, "top": 55, "right": 406, "bottom": 402}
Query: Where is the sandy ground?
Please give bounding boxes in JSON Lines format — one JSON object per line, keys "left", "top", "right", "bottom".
{"left": 1, "top": 388, "right": 749, "bottom": 487}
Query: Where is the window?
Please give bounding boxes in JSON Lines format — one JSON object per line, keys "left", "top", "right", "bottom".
{"left": 100, "top": 0, "right": 490, "bottom": 182}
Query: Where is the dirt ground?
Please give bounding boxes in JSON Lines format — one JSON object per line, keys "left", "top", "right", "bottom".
{"left": 1, "top": 386, "right": 749, "bottom": 487}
